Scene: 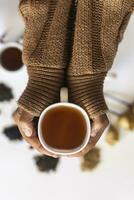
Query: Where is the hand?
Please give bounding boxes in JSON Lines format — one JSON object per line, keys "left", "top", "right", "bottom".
{"left": 16, "top": 0, "right": 72, "bottom": 156}
{"left": 68, "top": 71, "right": 109, "bottom": 157}
{"left": 71, "top": 114, "right": 109, "bottom": 157}
{"left": 13, "top": 107, "right": 58, "bottom": 158}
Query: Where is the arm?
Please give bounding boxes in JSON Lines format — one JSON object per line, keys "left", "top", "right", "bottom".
{"left": 68, "top": 0, "right": 133, "bottom": 155}
{"left": 14, "top": 0, "right": 73, "bottom": 156}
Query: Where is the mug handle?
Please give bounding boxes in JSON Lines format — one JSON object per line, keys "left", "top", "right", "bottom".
{"left": 60, "top": 87, "right": 68, "bottom": 103}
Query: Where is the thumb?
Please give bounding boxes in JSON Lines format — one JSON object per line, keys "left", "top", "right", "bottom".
{"left": 90, "top": 114, "right": 109, "bottom": 137}
{"left": 20, "top": 121, "right": 35, "bottom": 137}
{"left": 13, "top": 107, "right": 35, "bottom": 137}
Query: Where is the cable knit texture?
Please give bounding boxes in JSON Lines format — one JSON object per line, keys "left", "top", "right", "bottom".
{"left": 18, "top": 0, "right": 73, "bottom": 116}
{"left": 18, "top": 0, "right": 134, "bottom": 117}
{"left": 68, "top": 0, "right": 134, "bottom": 117}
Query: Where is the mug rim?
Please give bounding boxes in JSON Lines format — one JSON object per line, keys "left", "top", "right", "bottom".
{"left": 38, "top": 102, "right": 91, "bottom": 156}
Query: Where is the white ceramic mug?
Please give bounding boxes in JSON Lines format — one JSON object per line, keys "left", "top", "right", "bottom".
{"left": 38, "top": 87, "right": 91, "bottom": 156}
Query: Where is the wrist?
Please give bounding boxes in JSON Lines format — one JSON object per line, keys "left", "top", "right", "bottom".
{"left": 18, "top": 66, "right": 64, "bottom": 116}
{"left": 68, "top": 72, "right": 108, "bottom": 118}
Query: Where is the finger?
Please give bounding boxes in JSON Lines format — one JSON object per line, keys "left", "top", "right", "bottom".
{"left": 13, "top": 108, "right": 58, "bottom": 158}
{"left": 91, "top": 114, "right": 109, "bottom": 137}
{"left": 88, "top": 128, "right": 105, "bottom": 150}
{"left": 19, "top": 123, "right": 58, "bottom": 158}
{"left": 71, "top": 145, "right": 91, "bottom": 157}
{"left": 19, "top": 126, "right": 58, "bottom": 157}
{"left": 72, "top": 127, "right": 105, "bottom": 157}
{"left": 70, "top": 114, "right": 109, "bottom": 157}
{"left": 13, "top": 107, "right": 35, "bottom": 137}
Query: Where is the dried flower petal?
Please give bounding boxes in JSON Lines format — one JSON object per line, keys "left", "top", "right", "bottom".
{"left": 105, "top": 125, "right": 119, "bottom": 145}
{"left": 81, "top": 148, "right": 100, "bottom": 171}
{"left": 118, "top": 110, "right": 134, "bottom": 131}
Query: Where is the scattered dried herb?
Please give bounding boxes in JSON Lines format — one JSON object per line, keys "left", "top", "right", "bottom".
{"left": 34, "top": 155, "right": 60, "bottom": 172}
{"left": 81, "top": 148, "right": 101, "bottom": 171}
{"left": 105, "top": 125, "right": 120, "bottom": 145}
{"left": 117, "top": 109, "right": 134, "bottom": 131}
{"left": 0, "top": 83, "right": 13, "bottom": 102}
{"left": 3, "top": 125, "right": 22, "bottom": 141}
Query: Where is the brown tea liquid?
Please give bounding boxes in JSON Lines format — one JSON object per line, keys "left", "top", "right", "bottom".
{"left": 0, "top": 47, "right": 23, "bottom": 71}
{"left": 41, "top": 106, "right": 87, "bottom": 150}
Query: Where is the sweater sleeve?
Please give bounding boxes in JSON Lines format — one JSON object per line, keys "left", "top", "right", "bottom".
{"left": 18, "top": 0, "right": 73, "bottom": 116}
{"left": 68, "top": 0, "right": 133, "bottom": 118}
{"left": 18, "top": 0, "right": 44, "bottom": 64}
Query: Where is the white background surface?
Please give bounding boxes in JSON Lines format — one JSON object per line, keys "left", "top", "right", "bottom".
{"left": 0, "top": 1, "right": 134, "bottom": 200}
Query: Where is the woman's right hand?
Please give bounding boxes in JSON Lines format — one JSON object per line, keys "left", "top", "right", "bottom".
{"left": 13, "top": 107, "right": 58, "bottom": 158}
{"left": 16, "top": 0, "right": 72, "bottom": 157}
{"left": 13, "top": 107, "right": 57, "bottom": 158}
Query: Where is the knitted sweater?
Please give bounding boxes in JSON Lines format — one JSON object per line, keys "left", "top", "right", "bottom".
{"left": 18, "top": 0, "right": 134, "bottom": 118}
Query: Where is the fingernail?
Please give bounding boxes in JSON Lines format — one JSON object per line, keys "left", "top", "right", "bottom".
{"left": 22, "top": 127, "right": 32, "bottom": 137}
{"left": 53, "top": 155, "right": 58, "bottom": 158}
{"left": 91, "top": 129, "right": 98, "bottom": 137}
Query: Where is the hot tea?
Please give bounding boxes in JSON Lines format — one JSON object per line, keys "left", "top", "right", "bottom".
{"left": 41, "top": 106, "right": 87, "bottom": 150}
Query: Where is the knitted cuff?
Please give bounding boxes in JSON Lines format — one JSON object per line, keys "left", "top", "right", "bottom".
{"left": 18, "top": 66, "right": 64, "bottom": 116}
{"left": 68, "top": 72, "right": 108, "bottom": 118}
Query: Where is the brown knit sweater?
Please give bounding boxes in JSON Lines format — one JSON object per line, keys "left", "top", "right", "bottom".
{"left": 18, "top": 0, "right": 134, "bottom": 118}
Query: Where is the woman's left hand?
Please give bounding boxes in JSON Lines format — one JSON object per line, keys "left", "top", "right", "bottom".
{"left": 70, "top": 114, "right": 109, "bottom": 157}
